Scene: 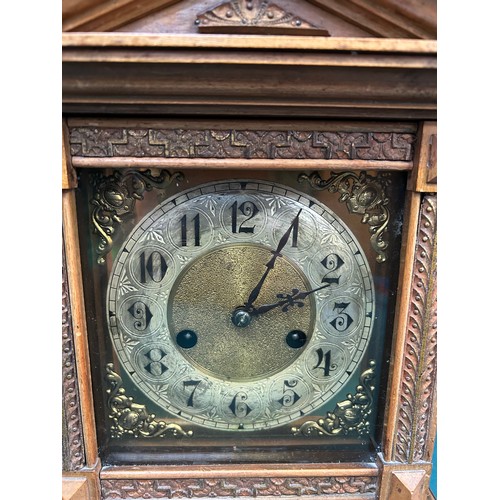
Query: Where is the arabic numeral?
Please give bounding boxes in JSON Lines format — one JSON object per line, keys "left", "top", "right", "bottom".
{"left": 290, "top": 214, "right": 299, "bottom": 247}
{"left": 278, "top": 379, "right": 301, "bottom": 407}
{"left": 330, "top": 302, "right": 354, "bottom": 332}
{"left": 183, "top": 380, "right": 201, "bottom": 407}
{"left": 313, "top": 348, "right": 335, "bottom": 377}
{"left": 139, "top": 250, "right": 168, "bottom": 283}
{"left": 181, "top": 213, "right": 201, "bottom": 246}
{"left": 320, "top": 253, "right": 345, "bottom": 285}
{"left": 229, "top": 392, "right": 252, "bottom": 417}
{"left": 231, "top": 200, "right": 259, "bottom": 234}
{"left": 127, "top": 301, "right": 153, "bottom": 331}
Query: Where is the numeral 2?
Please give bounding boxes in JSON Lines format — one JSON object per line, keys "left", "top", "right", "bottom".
{"left": 320, "top": 253, "right": 344, "bottom": 284}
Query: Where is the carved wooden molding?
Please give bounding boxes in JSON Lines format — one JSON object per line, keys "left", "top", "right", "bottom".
{"left": 377, "top": 455, "right": 432, "bottom": 500}
{"left": 63, "top": 468, "right": 102, "bottom": 500}
{"left": 408, "top": 122, "right": 437, "bottom": 193}
{"left": 101, "top": 475, "right": 378, "bottom": 498}
{"left": 394, "top": 195, "right": 437, "bottom": 463}
{"left": 62, "top": 237, "right": 85, "bottom": 471}
{"left": 69, "top": 127, "right": 415, "bottom": 162}
{"left": 195, "top": 0, "right": 329, "bottom": 36}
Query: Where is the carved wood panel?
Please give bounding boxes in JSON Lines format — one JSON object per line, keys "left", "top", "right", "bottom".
{"left": 69, "top": 127, "right": 415, "bottom": 161}
{"left": 62, "top": 236, "right": 86, "bottom": 471}
{"left": 394, "top": 195, "right": 437, "bottom": 463}
{"left": 101, "top": 475, "right": 378, "bottom": 499}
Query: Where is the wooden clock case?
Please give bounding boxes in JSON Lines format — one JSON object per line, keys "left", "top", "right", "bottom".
{"left": 62, "top": 1, "right": 437, "bottom": 499}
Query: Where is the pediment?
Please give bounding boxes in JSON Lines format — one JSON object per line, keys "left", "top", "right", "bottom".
{"left": 63, "top": 0, "right": 436, "bottom": 39}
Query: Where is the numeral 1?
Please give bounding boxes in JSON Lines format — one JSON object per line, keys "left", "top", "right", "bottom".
{"left": 181, "top": 213, "right": 201, "bottom": 246}
{"left": 290, "top": 214, "right": 299, "bottom": 248}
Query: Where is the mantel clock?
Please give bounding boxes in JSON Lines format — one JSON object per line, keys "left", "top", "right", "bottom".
{"left": 61, "top": 8, "right": 437, "bottom": 497}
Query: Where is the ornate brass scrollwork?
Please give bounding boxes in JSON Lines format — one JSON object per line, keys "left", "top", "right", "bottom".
{"left": 298, "top": 171, "right": 391, "bottom": 263}
{"left": 105, "top": 363, "right": 193, "bottom": 438}
{"left": 291, "top": 360, "right": 375, "bottom": 437}
{"left": 91, "top": 169, "right": 184, "bottom": 264}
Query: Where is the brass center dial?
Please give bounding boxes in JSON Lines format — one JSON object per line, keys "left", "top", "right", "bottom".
{"left": 168, "top": 245, "right": 313, "bottom": 382}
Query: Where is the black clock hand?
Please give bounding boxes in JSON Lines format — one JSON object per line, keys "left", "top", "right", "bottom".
{"left": 250, "top": 283, "right": 331, "bottom": 316}
{"left": 244, "top": 209, "right": 302, "bottom": 310}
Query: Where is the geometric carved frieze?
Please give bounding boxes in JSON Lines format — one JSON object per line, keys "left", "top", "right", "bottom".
{"left": 69, "top": 127, "right": 415, "bottom": 162}
{"left": 100, "top": 475, "right": 378, "bottom": 499}
{"left": 394, "top": 195, "right": 437, "bottom": 463}
{"left": 62, "top": 236, "right": 85, "bottom": 471}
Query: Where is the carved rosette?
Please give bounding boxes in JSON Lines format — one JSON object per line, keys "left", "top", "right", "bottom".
{"left": 90, "top": 169, "right": 183, "bottom": 264}
{"left": 298, "top": 171, "right": 391, "bottom": 263}
{"left": 62, "top": 237, "right": 85, "bottom": 470}
{"left": 394, "top": 195, "right": 437, "bottom": 463}
{"left": 291, "top": 361, "right": 375, "bottom": 437}
{"left": 106, "top": 363, "right": 193, "bottom": 439}
{"left": 70, "top": 128, "right": 415, "bottom": 161}
{"left": 101, "top": 475, "right": 377, "bottom": 499}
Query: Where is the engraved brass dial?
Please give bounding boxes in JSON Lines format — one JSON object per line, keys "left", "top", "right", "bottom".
{"left": 107, "top": 180, "right": 375, "bottom": 431}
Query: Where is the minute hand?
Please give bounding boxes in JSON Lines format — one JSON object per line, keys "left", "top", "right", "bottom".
{"left": 250, "top": 283, "right": 330, "bottom": 316}
{"left": 244, "top": 209, "right": 302, "bottom": 309}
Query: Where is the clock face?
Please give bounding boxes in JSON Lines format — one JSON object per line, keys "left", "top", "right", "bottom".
{"left": 107, "top": 180, "right": 374, "bottom": 431}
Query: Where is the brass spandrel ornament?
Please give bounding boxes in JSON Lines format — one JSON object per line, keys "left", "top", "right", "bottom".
{"left": 291, "top": 360, "right": 376, "bottom": 437}
{"left": 106, "top": 363, "right": 193, "bottom": 439}
{"left": 90, "top": 169, "right": 184, "bottom": 264}
{"left": 298, "top": 171, "right": 391, "bottom": 263}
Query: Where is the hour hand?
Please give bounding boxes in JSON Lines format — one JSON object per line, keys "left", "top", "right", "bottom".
{"left": 250, "top": 283, "right": 331, "bottom": 317}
